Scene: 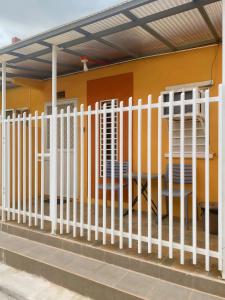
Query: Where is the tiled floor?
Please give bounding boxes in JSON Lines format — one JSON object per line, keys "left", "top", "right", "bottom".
{"left": 4, "top": 200, "right": 220, "bottom": 278}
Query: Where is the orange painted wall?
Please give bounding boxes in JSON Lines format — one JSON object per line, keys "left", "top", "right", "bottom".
{"left": 1, "top": 44, "right": 222, "bottom": 217}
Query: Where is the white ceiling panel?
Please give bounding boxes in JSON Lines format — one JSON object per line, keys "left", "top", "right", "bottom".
{"left": 149, "top": 9, "right": 213, "bottom": 47}
{"left": 15, "top": 60, "right": 72, "bottom": 74}
{"left": 14, "top": 43, "right": 48, "bottom": 55}
{"left": 69, "top": 40, "right": 124, "bottom": 60}
{"left": 81, "top": 14, "right": 130, "bottom": 34}
{"left": 15, "top": 60, "right": 52, "bottom": 72}
{"left": 6, "top": 67, "right": 37, "bottom": 76}
{"left": 130, "top": 0, "right": 192, "bottom": 18}
{"left": 103, "top": 26, "right": 167, "bottom": 55}
{"left": 39, "top": 51, "right": 81, "bottom": 65}
{"left": 205, "top": 1, "right": 222, "bottom": 38}
{"left": 0, "top": 54, "right": 17, "bottom": 62}
{"left": 45, "top": 30, "right": 84, "bottom": 45}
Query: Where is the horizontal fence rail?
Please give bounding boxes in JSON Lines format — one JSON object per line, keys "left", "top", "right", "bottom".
{"left": 0, "top": 86, "right": 223, "bottom": 272}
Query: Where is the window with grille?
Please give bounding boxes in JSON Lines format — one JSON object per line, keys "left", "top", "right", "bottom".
{"left": 46, "top": 100, "right": 77, "bottom": 150}
{"left": 99, "top": 99, "right": 119, "bottom": 177}
{"left": 162, "top": 89, "right": 207, "bottom": 157}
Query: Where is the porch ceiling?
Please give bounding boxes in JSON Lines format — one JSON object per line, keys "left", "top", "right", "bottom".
{"left": 0, "top": 0, "right": 222, "bottom": 81}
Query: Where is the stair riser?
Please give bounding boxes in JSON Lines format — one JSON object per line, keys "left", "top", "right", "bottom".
{"left": 0, "top": 248, "right": 140, "bottom": 300}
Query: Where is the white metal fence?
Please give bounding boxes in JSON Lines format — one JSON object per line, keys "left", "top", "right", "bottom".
{"left": 0, "top": 85, "right": 223, "bottom": 272}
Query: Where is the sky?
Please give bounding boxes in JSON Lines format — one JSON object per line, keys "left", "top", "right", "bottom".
{"left": 0, "top": 0, "right": 124, "bottom": 47}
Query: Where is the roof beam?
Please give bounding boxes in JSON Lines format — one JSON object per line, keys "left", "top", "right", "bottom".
{"left": 195, "top": 1, "right": 220, "bottom": 42}
{"left": 123, "top": 10, "right": 177, "bottom": 51}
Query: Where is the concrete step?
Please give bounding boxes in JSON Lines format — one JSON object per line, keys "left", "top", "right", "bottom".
{"left": 0, "top": 231, "right": 224, "bottom": 300}
{"left": 0, "top": 222, "right": 225, "bottom": 299}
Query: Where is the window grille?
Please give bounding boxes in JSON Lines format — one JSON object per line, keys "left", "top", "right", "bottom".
{"left": 99, "top": 99, "right": 119, "bottom": 177}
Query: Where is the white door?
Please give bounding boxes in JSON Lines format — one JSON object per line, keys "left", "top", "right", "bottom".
{"left": 44, "top": 99, "right": 78, "bottom": 199}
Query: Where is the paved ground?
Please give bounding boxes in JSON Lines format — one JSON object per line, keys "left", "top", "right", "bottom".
{"left": 0, "top": 263, "right": 91, "bottom": 300}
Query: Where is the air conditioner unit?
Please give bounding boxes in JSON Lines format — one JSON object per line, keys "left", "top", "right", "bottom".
{"left": 161, "top": 89, "right": 205, "bottom": 119}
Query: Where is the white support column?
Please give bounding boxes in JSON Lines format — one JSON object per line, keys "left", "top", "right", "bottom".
{"left": 50, "top": 45, "right": 58, "bottom": 234}
{"left": 221, "top": 0, "right": 225, "bottom": 279}
{"left": 1, "top": 61, "right": 6, "bottom": 222}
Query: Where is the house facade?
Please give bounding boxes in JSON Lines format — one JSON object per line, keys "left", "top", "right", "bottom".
{"left": 4, "top": 43, "right": 222, "bottom": 217}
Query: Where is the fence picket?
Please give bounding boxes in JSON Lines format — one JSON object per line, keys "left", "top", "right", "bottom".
{"left": 205, "top": 89, "right": 210, "bottom": 271}
{"left": 103, "top": 103, "right": 107, "bottom": 245}
{"left": 28, "top": 114, "right": 32, "bottom": 226}
{"left": 66, "top": 106, "right": 71, "bottom": 234}
{"left": 73, "top": 107, "right": 78, "bottom": 238}
{"left": 23, "top": 112, "right": 27, "bottom": 223}
{"left": 87, "top": 105, "right": 92, "bottom": 241}
{"left": 7, "top": 116, "right": 10, "bottom": 221}
{"left": 138, "top": 99, "right": 142, "bottom": 254}
{"left": 119, "top": 101, "right": 124, "bottom": 249}
{"left": 12, "top": 113, "right": 16, "bottom": 220}
{"left": 218, "top": 84, "right": 223, "bottom": 271}
{"left": 41, "top": 113, "right": 45, "bottom": 230}
{"left": 34, "top": 111, "right": 38, "bottom": 226}
{"left": 168, "top": 91, "right": 173, "bottom": 258}
{"left": 95, "top": 102, "right": 99, "bottom": 241}
{"left": 147, "top": 95, "right": 152, "bottom": 253}
{"left": 157, "top": 96, "right": 162, "bottom": 259}
{"left": 128, "top": 97, "right": 133, "bottom": 249}
{"left": 111, "top": 100, "right": 115, "bottom": 244}
{"left": 180, "top": 92, "right": 185, "bottom": 265}
{"left": 192, "top": 88, "right": 197, "bottom": 265}
{"left": 17, "top": 115, "right": 21, "bottom": 224}
{"left": 80, "top": 104, "right": 84, "bottom": 237}
{"left": 60, "top": 109, "right": 64, "bottom": 234}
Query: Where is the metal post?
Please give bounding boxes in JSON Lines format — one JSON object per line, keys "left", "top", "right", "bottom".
{"left": 221, "top": 0, "right": 225, "bottom": 279}
{"left": 1, "top": 61, "right": 6, "bottom": 222}
{"left": 50, "top": 45, "right": 58, "bottom": 234}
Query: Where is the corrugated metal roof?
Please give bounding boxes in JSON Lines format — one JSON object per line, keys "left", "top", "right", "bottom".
{"left": 103, "top": 26, "right": 167, "bottom": 55}
{"left": 149, "top": 9, "right": 213, "bottom": 47}
{"left": 68, "top": 40, "right": 124, "bottom": 61}
{"left": 0, "top": 0, "right": 221, "bottom": 80}
{"left": 81, "top": 14, "right": 131, "bottom": 34}
{"left": 45, "top": 30, "right": 84, "bottom": 45}
{"left": 130, "top": 0, "right": 192, "bottom": 18}
{"left": 14, "top": 43, "right": 48, "bottom": 55}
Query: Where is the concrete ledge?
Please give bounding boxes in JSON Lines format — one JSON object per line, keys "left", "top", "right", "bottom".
{"left": 1, "top": 222, "right": 225, "bottom": 299}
